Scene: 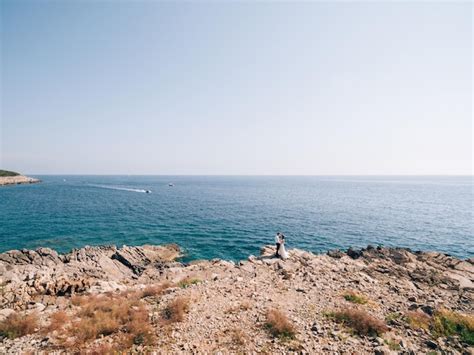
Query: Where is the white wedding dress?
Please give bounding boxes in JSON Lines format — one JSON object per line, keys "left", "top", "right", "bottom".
{"left": 280, "top": 242, "right": 289, "bottom": 259}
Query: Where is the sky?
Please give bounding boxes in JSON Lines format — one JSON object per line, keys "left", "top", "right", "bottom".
{"left": 0, "top": 1, "right": 472, "bottom": 175}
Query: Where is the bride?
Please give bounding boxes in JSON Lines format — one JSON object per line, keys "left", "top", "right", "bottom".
{"left": 279, "top": 235, "right": 289, "bottom": 260}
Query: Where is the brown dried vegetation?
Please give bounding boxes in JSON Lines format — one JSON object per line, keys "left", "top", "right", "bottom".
{"left": 405, "top": 309, "right": 474, "bottom": 345}
{"left": 405, "top": 310, "right": 431, "bottom": 331}
{"left": 44, "top": 310, "right": 69, "bottom": 333}
{"left": 162, "top": 296, "right": 190, "bottom": 324}
{"left": 329, "top": 308, "right": 388, "bottom": 337}
{"left": 230, "top": 328, "right": 247, "bottom": 345}
{"left": 0, "top": 312, "right": 39, "bottom": 339}
{"left": 140, "top": 282, "right": 173, "bottom": 299}
{"left": 53, "top": 292, "right": 155, "bottom": 350}
{"left": 264, "top": 309, "right": 296, "bottom": 340}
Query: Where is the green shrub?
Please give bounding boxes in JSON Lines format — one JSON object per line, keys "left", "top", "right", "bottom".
{"left": 385, "top": 339, "right": 401, "bottom": 351}
{"left": 432, "top": 310, "right": 474, "bottom": 345}
{"left": 385, "top": 312, "right": 402, "bottom": 323}
{"left": 404, "top": 309, "right": 474, "bottom": 345}
{"left": 343, "top": 291, "right": 368, "bottom": 304}
{"left": 177, "top": 277, "right": 201, "bottom": 289}
{"left": 0, "top": 170, "right": 20, "bottom": 177}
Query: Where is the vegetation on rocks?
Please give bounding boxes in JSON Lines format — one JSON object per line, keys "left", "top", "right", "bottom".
{"left": 0, "top": 313, "right": 38, "bottom": 339}
{"left": 406, "top": 309, "right": 474, "bottom": 345}
{"left": 405, "top": 310, "right": 431, "bottom": 331}
{"left": 140, "top": 282, "right": 172, "bottom": 298}
{"left": 385, "top": 311, "right": 402, "bottom": 324}
{"left": 230, "top": 328, "right": 248, "bottom": 345}
{"left": 384, "top": 338, "right": 402, "bottom": 351}
{"left": 0, "top": 170, "right": 19, "bottom": 177}
{"left": 327, "top": 308, "right": 388, "bottom": 337}
{"left": 264, "top": 309, "right": 296, "bottom": 340}
{"left": 68, "top": 292, "right": 155, "bottom": 349}
{"left": 342, "top": 290, "right": 368, "bottom": 304}
{"left": 432, "top": 309, "right": 474, "bottom": 345}
{"left": 161, "top": 296, "right": 190, "bottom": 324}
{"left": 177, "top": 277, "right": 201, "bottom": 289}
{"left": 0, "top": 244, "right": 472, "bottom": 353}
{"left": 0, "top": 171, "right": 39, "bottom": 186}
{"left": 44, "top": 310, "right": 69, "bottom": 333}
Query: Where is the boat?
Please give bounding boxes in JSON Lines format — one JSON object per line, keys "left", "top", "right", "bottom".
{"left": 168, "top": 183, "right": 174, "bottom": 187}
{"left": 145, "top": 190, "right": 151, "bottom": 193}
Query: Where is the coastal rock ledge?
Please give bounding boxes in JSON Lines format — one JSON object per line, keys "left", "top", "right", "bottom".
{"left": 0, "top": 175, "right": 40, "bottom": 186}
{"left": 0, "top": 244, "right": 472, "bottom": 354}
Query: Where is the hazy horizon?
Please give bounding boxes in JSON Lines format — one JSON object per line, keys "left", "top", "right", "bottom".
{"left": 1, "top": 1, "right": 472, "bottom": 175}
{"left": 13, "top": 173, "right": 474, "bottom": 177}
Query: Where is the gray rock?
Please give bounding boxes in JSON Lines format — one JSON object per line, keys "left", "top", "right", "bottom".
{"left": 347, "top": 247, "right": 363, "bottom": 259}
{"left": 420, "top": 305, "right": 434, "bottom": 316}
{"left": 425, "top": 340, "right": 438, "bottom": 349}
{"left": 327, "top": 249, "right": 344, "bottom": 259}
{"left": 374, "top": 345, "right": 391, "bottom": 355}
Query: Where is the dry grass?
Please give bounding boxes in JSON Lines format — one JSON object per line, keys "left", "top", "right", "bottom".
{"left": 140, "top": 282, "right": 173, "bottom": 298}
{"left": 230, "top": 328, "right": 247, "bottom": 345}
{"left": 73, "top": 294, "right": 151, "bottom": 345}
{"left": 432, "top": 309, "right": 474, "bottom": 345}
{"left": 177, "top": 277, "right": 201, "bottom": 289}
{"left": 385, "top": 312, "right": 402, "bottom": 323}
{"left": 405, "top": 310, "right": 431, "bottom": 331}
{"left": 45, "top": 310, "right": 69, "bottom": 333}
{"left": 328, "top": 308, "right": 388, "bottom": 337}
{"left": 404, "top": 309, "right": 474, "bottom": 345}
{"left": 0, "top": 312, "right": 39, "bottom": 339}
{"left": 121, "top": 306, "right": 155, "bottom": 346}
{"left": 384, "top": 338, "right": 401, "bottom": 351}
{"left": 162, "top": 296, "right": 190, "bottom": 323}
{"left": 342, "top": 290, "right": 368, "bottom": 305}
{"left": 264, "top": 309, "right": 296, "bottom": 340}
{"left": 55, "top": 291, "right": 155, "bottom": 350}
{"left": 51, "top": 287, "right": 175, "bottom": 350}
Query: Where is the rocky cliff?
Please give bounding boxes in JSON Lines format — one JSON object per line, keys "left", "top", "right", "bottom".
{"left": 0, "top": 244, "right": 472, "bottom": 354}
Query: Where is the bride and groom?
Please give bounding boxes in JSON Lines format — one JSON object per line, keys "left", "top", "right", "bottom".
{"left": 275, "top": 232, "right": 288, "bottom": 259}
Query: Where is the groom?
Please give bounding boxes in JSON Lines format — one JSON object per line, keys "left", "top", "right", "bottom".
{"left": 275, "top": 232, "right": 282, "bottom": 257}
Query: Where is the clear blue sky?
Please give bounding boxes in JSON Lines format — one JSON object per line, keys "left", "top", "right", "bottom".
{"left": 1, "top": 1, "right": 472, "bottom": 175}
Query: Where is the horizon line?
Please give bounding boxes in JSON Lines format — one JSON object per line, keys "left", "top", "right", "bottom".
{"left": 26, "top": 173, "right": 474, "bottom": 177}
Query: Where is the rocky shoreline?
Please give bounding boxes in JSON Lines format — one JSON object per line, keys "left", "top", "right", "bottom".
{"left": 0, "top": 175, "right": 40, "bottom": 186}
{"left": 0, "top": 244, "right": 472, "bottom": 354}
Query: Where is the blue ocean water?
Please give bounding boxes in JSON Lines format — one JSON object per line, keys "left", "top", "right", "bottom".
{"left": 0, "top": 176, "right": 472, "bottom": 260}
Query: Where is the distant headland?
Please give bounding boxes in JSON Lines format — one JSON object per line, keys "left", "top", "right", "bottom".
{"left": 0, "top": 170, "right": 40, "bottom": 186}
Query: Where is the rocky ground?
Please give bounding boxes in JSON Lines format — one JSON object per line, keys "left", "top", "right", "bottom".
{"left": 0, "top": 175, "right": 40, "bottom": 186}
{"left": 0, "top": 244, "right": 472, "bottom": 354}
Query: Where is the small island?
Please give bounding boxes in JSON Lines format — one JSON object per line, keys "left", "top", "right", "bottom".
{"left": 0, "top": 170, "right": 40, "bottom": 186}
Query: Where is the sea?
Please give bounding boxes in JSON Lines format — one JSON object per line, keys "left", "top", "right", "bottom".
{"left": 0, "top": 175, "right": 472, "bottom": 261}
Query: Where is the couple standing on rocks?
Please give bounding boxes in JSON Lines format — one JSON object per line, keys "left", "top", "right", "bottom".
{"left": 274, "top": 232, "right": 289, "bottom": 259}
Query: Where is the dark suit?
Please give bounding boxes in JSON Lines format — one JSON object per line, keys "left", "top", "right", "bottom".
{"left": 275, "top": 242, "right": 281, "bottom": 256}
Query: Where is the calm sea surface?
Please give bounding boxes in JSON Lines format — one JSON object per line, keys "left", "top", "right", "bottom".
{"left": 0, "top": 176, "right": 472, "bottom": 260}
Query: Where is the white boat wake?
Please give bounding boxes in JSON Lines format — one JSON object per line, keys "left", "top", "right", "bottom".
{"left": 88, "top": 184, "right": 151, "bottom": 193}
